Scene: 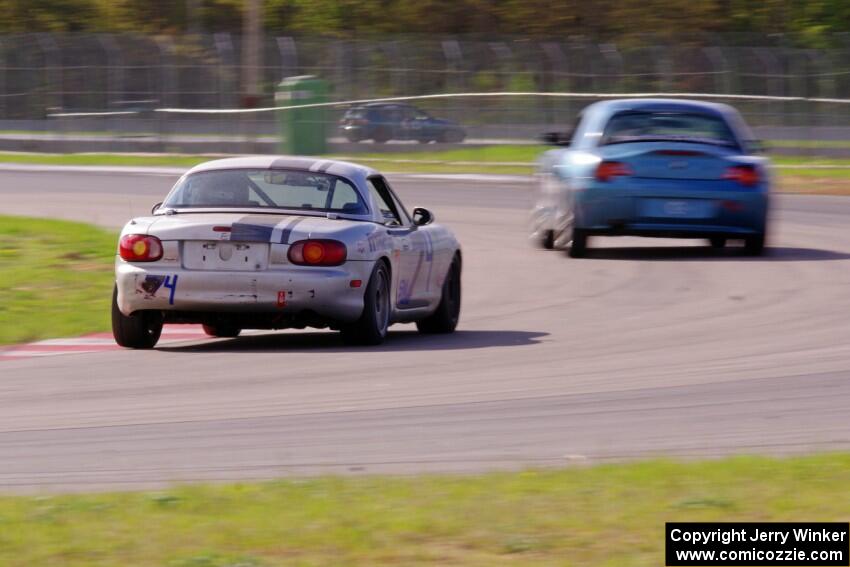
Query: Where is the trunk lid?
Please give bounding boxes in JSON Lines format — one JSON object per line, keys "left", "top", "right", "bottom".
{"left": 598, "top": 141, "right": 742, "bottom": 181}
{"left": 146, "top": 212, "right": 370, "bottom": 270}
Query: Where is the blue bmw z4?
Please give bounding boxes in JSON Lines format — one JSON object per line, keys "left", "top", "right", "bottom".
{"left": 531, "top": 99, "right": 771, "bottom": 257}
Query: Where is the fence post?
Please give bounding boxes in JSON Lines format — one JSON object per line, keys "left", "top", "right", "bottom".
{"left": 276, "top": 36, "right": 298, "bottom": 79}
{"left": 0, "top": 38, "right": 5, "bottom": 121}
{"left": 541, "top": 42, "right": 568, "bottom": 123}
{"left": 34, "top": 33, "right": 66, "bottom": 147}
{"left": 441, "top": 39, "right": 464, "bottom": 93}
{"left": 599, "top": 43, "right": 623, "bottom": 93}
{"left": 154, "top": 36, "right": 177, "bottom": 151}
{"left": 702, "top": 47, "right": 731, "bottom": 96}
{"left": 213, "top": 32, "right": 236, "bottom": 147}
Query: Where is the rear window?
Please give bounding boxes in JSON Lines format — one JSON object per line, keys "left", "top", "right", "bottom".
{"left": 601, "top": 111, "right": 737, "bottom": 147}
{"left": 164, "top": 169, "right": 368, "bottom": 214}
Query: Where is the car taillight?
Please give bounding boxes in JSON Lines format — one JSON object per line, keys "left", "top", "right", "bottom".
{"left": 595, "top": 161, "right": 632, "bottom": 182}
{"left": 288, "top": 239, "right": 347, "bottom": 266}
{"left": 723, "top": 165, "right": 760, "bottom": 187}
{"left": 119, "top": 234, "right": 163, "bottom": 262}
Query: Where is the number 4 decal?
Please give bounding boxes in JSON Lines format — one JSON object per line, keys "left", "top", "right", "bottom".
{"left": 163, "top": 275, "right": 179, "bottom": 305}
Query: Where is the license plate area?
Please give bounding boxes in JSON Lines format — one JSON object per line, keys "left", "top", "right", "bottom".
{"left": 182, "top": 241, "right": 269, "bottom": 271}
{"left": 639, "top": 198, "right": 716, "bottom": 219}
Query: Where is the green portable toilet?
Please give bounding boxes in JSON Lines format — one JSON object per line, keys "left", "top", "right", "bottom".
{"left": 275, "top": 75, "right": 329, "bottom": 155}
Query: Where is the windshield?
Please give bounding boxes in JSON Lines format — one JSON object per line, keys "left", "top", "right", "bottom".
{"left": 601, "top": 111, "right": 738, "bottom": 147}
{"left": 163, "top": 169, "right": 369, "bottom": 214}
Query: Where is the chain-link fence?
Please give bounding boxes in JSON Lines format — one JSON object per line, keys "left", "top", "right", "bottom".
{"left": 0, "top": 33, "right": 848, "bottom": 155}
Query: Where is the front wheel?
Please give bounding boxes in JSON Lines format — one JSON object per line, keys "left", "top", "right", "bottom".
{"left": 111, "top": 285, "right": 163, "bottom": 349}
{"left": 340, "top": 262, "right": 391, "bottom": 345}
{"left": 709, "top": 237, "right": 727, "bottom": 249}
{"left": 417, "top": 254, "right": 461, "bottom": 334}
{"left": 540, "top": 230, "right": 555, "bottom": 250}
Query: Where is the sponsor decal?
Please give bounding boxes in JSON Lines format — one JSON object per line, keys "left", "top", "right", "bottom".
{"left": 139, "top": 275, "right": 165, "bottom": 297}
{"left": 398, "top": 279, "right": 411, "bottom": 306}
{"left": 138, "top": 274, "right": 177, "bottom": 304}
{"left": 163, "top": 275, "right": 179, "bottom": 305}
{"left": 423, "top": 231, "right": 434, "bottom": 291}
{"left": 366, "top": 231, "right": 392, "bottom": 252}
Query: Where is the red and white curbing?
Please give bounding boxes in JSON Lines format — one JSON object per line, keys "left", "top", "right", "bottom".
{"left": 0, "top": 325, "right": 213, "bottom": 360}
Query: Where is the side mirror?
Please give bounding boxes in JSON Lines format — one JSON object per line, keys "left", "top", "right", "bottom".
{"left": 151, "top": 202, "right": 163, "bottom": 214}
{"left": 542, "top": 131, "right": 572, "bottom": 146}
{"left": 412, "top": 207, "right": 434, "bottom": 226}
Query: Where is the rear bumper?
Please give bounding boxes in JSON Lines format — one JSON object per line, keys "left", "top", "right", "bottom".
{"left": 581, "top": 225, "right": 760, "bottom": 239}
{"left": 115, "top": 260, "right": 373, "bottom": 323}
{"left": 575, "top": 184, "right": 769, "bottom": 236}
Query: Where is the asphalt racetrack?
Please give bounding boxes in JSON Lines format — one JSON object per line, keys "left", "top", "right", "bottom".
{"left": 2, "top": 166, "right": 850, "bottom": 492}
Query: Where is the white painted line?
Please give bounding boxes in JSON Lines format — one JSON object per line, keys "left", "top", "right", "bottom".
{"left": 402, "top": 173, "right": 533, "bottom": 183}
{"left": 0, "top": 350, "right": 92, "bottom": 358}
{"left": 158, "top": 330, "right": 208, "bottom": 336}
{"left": 32, "top": 338, "right": 117, "bottom": 346}
{"left": 0, "top": 163, "right": 188, "bottom": 176}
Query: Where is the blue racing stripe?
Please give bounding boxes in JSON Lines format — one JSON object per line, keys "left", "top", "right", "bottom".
{"left": 279, "top": 217, "right": 306, "bottom": 244}
{"left": 230, "top": 223, "right": 274, "bottom": 242}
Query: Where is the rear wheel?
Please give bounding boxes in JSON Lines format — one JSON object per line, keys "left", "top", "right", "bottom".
{"left": 709, "top": 237, "right": 727, "bottom": 249}
{"left": 744, "top": 233, "right": 766, "bottom": 256}
{"left": 372, "top": 128, "right": 390, "bottom": 144}
{"left": 202, "top": 323, "right": 241, "bottom": 338}
{"left": 341, "top": 262, "right": 391, "bottom": 345}
{"left": 568, "top": 229, "right": 588, "bottom": 258}
{"left": 439, "top": 130, "right": 465, "bottom": 143}
{"left": 111, "top": 285, "right": 163, "bottom": 349}
{"left": 417, "top": 254, "right": 461, "bottom": 334}
{"left": 538, "top": 229, "right": 555, "bottom": 250}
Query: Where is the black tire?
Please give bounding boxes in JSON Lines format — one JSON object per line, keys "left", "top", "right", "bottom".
{"left": 341, "top": 262, "right": 391, "bottom": 345}
{"left": 710, "top": 237, "right": 727, "bottom": 249}
{"left": 417, "top": 254, "right": 462, "bottom": 334}
{"left": 568, "top": 229, "right": 588, "bottom": 258}
{"left": 345, "top": 133, "right": 363, "bottom": 143}
{"left": 439, "top": 130, "right": 465, "bottom": 144}
{"left": 202, "top": 323, "right": 241, "bottom": 338}
{"left": 744, "top": 233, "right": 766, "bottom": 256}
{"left": 372, "top": 128, "right": 390, "bottom": 144}
{"left": 111, "top": 285, "right": 163, "bottom": 349}
{"left": 539, "top": 230, "right": 555, "bottom": 250}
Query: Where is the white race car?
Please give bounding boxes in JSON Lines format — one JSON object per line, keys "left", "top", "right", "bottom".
{"left": 112, "top": 157, "right": 462, "bottom": 348}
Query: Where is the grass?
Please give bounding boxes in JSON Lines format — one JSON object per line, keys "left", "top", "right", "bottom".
{"left": 770, "top": 139, "right": 850, "bottom": 149}
{"left": 0, "top": 454, "right": 847, "bottom": 566}
{"left": 1, "top": 147, "right": 849, "bottom": 176}
{"left": 0, "top": 152, "right": 209, "bottom": 168}
{"left": 0, "top": 216, "right": 115, "bottom": 345}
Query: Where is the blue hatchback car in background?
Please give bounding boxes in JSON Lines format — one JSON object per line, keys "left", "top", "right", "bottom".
{"left": 531, "top": 99, "right": 771, "bottom": 257}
